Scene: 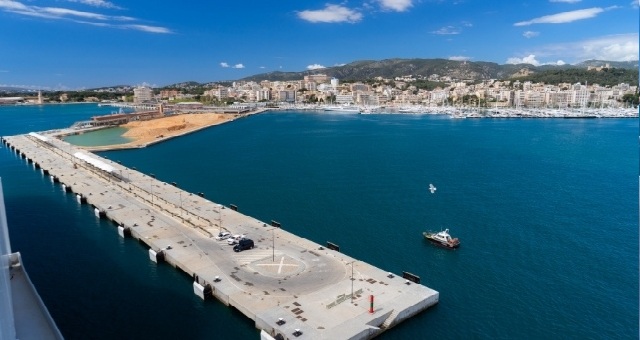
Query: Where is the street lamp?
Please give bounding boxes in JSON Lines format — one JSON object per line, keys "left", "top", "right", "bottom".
{"left": 149, "top": 173, "right": 155, "bottom": 205}
{"left": 266, "top": 227, "right": 276, "bottom": 262}
{"left": 179, "top": 190, "right": 183, "bottom": 221}
{"left": 348, "top": 261, "right": 356, "bottom": 303}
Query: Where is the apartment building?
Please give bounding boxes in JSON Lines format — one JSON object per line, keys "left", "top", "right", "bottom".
{"left": 133, "top": 86, "right": 153, "bottom": 103}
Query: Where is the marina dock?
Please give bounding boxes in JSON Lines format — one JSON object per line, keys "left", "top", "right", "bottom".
{"left": 2, "top": 132, "right": 439, "bottom": 339}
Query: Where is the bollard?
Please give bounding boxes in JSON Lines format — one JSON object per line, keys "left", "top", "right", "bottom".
{"left": 369, "top": 295, "right": 374, "bottom": 314}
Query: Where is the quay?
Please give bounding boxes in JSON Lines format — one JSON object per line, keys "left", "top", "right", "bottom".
{"left": 1, "top": 132, "right": 439, "bottom": 339}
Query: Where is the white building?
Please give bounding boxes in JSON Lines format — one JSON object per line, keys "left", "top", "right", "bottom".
{"left": 335, "top": 94, "right": 354, "bottom": 104}
{"left": 133, "top": 86, "right": 153, "bottom": 103}
{"left": 278, "top": 90, "right": 296, "bottom": 102}
{"left": 256, "top": 89, "right": 271, "bottom": 101}
{"left": 331, "top": 78, "right": 339, "bottom": 90}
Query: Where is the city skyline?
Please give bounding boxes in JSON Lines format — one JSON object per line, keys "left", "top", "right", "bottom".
{"left": 1, "top": 0, "right": 638, "bottom": 90}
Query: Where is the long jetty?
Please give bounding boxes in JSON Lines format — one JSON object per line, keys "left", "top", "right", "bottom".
{"left": 1, "top": 132, "right": 439, "bottom": 339}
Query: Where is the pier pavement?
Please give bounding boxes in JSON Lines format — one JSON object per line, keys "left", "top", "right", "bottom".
{"left": 2, "top": 132, "right": 439, "bottom": 339}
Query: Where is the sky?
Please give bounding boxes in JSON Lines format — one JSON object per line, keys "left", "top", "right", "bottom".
{"left": 0, "top": 0, "right": 638, "bottom": 89}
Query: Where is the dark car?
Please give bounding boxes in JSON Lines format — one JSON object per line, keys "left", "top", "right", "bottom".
{"left": 233, "top": 238, "right": 254, "bottom": 252}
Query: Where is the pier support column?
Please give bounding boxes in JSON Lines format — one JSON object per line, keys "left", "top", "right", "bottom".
{"left": 94, "top": 207, "right": 105, "bottom": 218}
{"left": 75, "top": 194, "right": 86, "bottom": 204}
{"left": 117, "top": 225, "right": 131, "bottom": 238}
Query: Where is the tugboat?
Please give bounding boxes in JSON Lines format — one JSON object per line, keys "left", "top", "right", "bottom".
{"left": 423, "top": 229, "right": 460, "bottom": 249}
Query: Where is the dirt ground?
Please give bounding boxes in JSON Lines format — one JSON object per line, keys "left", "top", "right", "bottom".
{"left": 120, "top": 113, "right": 240, "bottom": 147}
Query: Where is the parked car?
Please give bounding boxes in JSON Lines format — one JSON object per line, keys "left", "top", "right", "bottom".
{"left": 215, "top": 232, "right": 231, "bottom": 241}
{"left": 227, "top": 234, "right": 246, "bottom": 245}
{"left": 233, "top": 239, "right": 254, "bottom": 252}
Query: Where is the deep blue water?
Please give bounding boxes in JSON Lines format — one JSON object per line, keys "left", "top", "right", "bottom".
{"left": 0, "top": 104, "right": 637, "bottom": 339}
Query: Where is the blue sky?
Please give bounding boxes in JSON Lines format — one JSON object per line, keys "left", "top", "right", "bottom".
{"left": 0, "top": 0, "right": 637, "bottom": 89}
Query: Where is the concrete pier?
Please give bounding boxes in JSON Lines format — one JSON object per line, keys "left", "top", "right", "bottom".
{"left": 1, "top": 133, "right": 439, "bottom": 339}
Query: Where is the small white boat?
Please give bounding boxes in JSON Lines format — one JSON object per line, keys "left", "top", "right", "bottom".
{"left": 323, "top": 105, "right": 361, "bottom": 113}
{"left": 423, "top": 229, "right": 460, "bottom": 249}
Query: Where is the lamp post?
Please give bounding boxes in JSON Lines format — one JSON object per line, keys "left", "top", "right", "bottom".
{"left": 348, "top": 261, "right": 355, "bottom": 303}
{"left": 149, "top": 173, "right": 155, "bottom": 205}
{"left": 217, "top": 207, "right": 222, "bottom": 234}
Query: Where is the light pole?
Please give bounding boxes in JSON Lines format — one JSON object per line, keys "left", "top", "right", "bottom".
{"left": 348, "top": 261, "right": 355, "bottom": 303}
{"left": 149, "top": 173, "right": 155, "bottom": 205}
{"left": 217, "top": 207, "right": 222, "bottom": 234}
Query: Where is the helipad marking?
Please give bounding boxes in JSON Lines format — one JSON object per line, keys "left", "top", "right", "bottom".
{"left": 256, "top": 256, "right": 298, "bottom": 274}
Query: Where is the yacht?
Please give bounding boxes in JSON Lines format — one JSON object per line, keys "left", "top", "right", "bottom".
{"left": 323, "top": 105, "right": 361, "bottom": 113}
{"left": 423, "top": 229, "right": 460, "bottom": 249}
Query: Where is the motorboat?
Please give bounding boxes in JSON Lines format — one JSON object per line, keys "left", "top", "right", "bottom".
{"left": 323, "top": 105, "right": 361, "bottom": 113}
{"left": 423, "top": 229, "right": 460, "bottom": 248}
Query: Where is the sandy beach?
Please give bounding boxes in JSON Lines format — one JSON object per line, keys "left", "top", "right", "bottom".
{"left": 123, "top": 113, "right": 240, "bottom": 145}
{"left": 83, "top": 113, "right": 242, "bottom": 151}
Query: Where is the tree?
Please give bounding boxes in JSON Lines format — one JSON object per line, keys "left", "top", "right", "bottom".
{"left": 621, "top": 93, "right": 639, "bottom": 107}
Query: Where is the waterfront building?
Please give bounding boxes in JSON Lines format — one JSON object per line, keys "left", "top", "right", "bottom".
{"left": 335, "top": 93, "right": 354, "bottom": 104}
{"left": 545, "top": 91, "right": 571, "bottom": 108}
{"left": 159, "top": 90, "right": 181, "bottom": 99}
{"left": 330, "top": 77, "right": 339, "bottom": 90}
{"left": 277, "top": 90, "right": 296, "bottom": 103}
{"left": 356, "top": 92, "right": 378, "bottom": 105}
{"left": 133, "top": 86, "right": 153, "bottom": 104}
{"left": 204, "top": 87, "right": 229, "bottom": 100}
{"left": 256, "top": 89, "right": 271, "bottom": 101}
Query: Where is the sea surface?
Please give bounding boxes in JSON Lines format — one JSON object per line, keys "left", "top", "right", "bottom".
{"left": 0, "top": 104, "right": 637, "bottom": 339}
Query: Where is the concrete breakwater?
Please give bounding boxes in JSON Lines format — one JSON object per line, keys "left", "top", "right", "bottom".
{"left": 2, "top": 132, "right": 439, "bottom": 339}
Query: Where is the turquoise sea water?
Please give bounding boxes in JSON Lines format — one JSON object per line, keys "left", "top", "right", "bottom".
{"left": 0, "top": 104, "right": 637, "bottom": 339}
{"left": 63, "top": 127, "right": 132, "bottom": 146}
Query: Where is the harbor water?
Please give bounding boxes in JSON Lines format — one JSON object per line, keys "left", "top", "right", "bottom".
{"left": 0, "top": 104, "right": 637, "bottom": 339}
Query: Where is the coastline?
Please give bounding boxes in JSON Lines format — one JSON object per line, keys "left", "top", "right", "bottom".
{"left": 78, "top": 108, "right": 267, "bottom": 152}
{"left": 272, "top": 103, "right": 639, "bottom": 118}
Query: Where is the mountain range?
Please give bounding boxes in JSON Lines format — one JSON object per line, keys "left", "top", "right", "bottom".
{"left": 1, "top": 59, "right": 637, "bottom": 93}
{"left": 239, "top": 58, "right": 639, "bottom": 83}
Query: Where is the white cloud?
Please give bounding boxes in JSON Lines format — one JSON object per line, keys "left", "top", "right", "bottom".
{"left": 0, "top": 0, "right": 170, "bottom": 33}
{"left": 307, "top": 64, "right": 326, "bottom": 70}
{"left": 66, "top": 0, "right": 122, "bottom": 9}
{"left": 334, "top": 63, "right": 346, "bottom": 66}
{"left": 431, "top": 25, "right": 460, "bottom": 35}
{"left": 519, "top": 33, "right": 639, "bottom": 63}
{"left": 514, "top": 7, "right": 604, "bottom": 26}
{"left": 523, "top": 31, "right": 539, "bottom": 38}
{"left": 45, "top": 7, "right": 135, "bottom": 21}
{"left": 633, "top": 0, "right": 639, "bottom": 9}
{"left": 550, "top": 0, "right": 581, "bottom": 3}
{"left": 506, "top": 54, "right": 541, "bottom": 65}
{"left": 220, "top": 62, "right": 229, "bottom": 68}
{"left": 377, "top": 0, "right": 413, "bottom": 12}
{"left": 259, "top": 66, "right": 265, "bottom": 69}
{"left": 575, "top": 34, "right": 639, "bottom": 61}
{"left": 506, "top": 56, "right": 565, "bottom": 66}
{"left": 232, "top": 64, "right": 245, "bottom": 69}
{"left": 297, "top": 4, "right": 362, "bottom": 23}
{"left": 0, "top": 0, "right": 29, "bottom": 11}
{"left": 449, "top": 56, "right": 471, "bottom": 61}
{"left": 124, "top": 24, "right": 171, "bottom": 34}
